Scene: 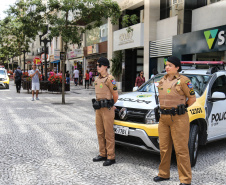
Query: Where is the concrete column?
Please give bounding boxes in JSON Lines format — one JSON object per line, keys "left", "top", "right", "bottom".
{"left": 143, "top": 0, "right": 160, "bottom": 80}
{"left": 107, "top": 18, "right": 119, "bottom": 63}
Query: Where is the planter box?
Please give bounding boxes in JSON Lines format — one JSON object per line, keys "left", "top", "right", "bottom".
{"left": 22, "top": 80, "right": 31, "bottom": 90}
{"left": 48, "top": 83, "right": 70, "bottom": 92}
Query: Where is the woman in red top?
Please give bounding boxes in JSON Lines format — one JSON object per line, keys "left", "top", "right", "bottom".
{"left": 85, "top": 70, "right": 89, "bottom": 89}
{"left": 135, "top": 70, "right": 145, "bottom": 87}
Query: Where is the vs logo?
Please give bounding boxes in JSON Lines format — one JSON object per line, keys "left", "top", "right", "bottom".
{"left": 204, "top": 29, "right": 218, "bottom": 49}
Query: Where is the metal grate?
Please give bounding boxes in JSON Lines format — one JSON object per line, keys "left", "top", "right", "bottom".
{"left": 150, "top": 38, "right": 172, "bottom": 58}
{"left": 115, "top": 107, "right": 149, "bottom": 124}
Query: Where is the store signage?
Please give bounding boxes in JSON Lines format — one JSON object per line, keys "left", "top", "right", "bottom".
{"left": 113, "top": 23, "right": 144, "bottom": 51}
{"left": 92, "top": 44, "right": 99, "bottom": 54}
{"left": 67, "top": 49, "right": 84, "bottom": 59}
{"left": 87, "top": 44, "right": 99, "bottom": 55}
{"left": 49, "top": 55, "right": 54, "bottom": 62}
{"left": 54, "top": 49, "right": 60, "bottom": 60}
{"left": 87, "top": 46, "right": 93, "bottom": 55}
{"left": 173, "top": 24, "right": 226, "bottom": 57}
{"left": 204, "top": 29, "right": 226, "bottom": 49}
{"left": 33, "top": 57, "right": 41, "bottom": 65}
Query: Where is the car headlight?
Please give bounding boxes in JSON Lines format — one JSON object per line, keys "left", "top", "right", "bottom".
{"left": 145, "top": 110, "right": 157, "bottom": 124}
{"left": 3, "top": 78, "right": 7, "bottom": 81}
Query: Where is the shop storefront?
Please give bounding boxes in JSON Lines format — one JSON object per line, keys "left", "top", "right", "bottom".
{"left": 83, "top": 42, "right": 108, "bottom": 78}
{"left": 67, "top": 49, "right": 84, "bottom": 81}
{"left": 113, "top": 23, "right": 144, "bottom": 92}
{"left": 173, "top": 24, "right": 226, "bottom": 62}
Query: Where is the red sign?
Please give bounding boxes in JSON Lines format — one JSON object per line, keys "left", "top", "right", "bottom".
{"left": 41, "top": 54, "right": 49, "bottom": 61}
{"left": 33, "top": 57, "right": 41, "bottom": 65}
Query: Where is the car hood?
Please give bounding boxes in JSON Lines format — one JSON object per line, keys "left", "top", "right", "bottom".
{"left": 115, "top": 91, "right": 158, "bottom": 110}
{"left": 0, "top": 74, "right": 6, "bottom": 78}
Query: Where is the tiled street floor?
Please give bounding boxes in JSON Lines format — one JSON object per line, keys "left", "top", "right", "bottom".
{"left": 0, "top": 81, "right": 225, "bottom": 185}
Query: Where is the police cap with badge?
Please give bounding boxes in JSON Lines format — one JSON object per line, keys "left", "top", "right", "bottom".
{"left": 97, "top": 57, "right": 110, "bottom": 68}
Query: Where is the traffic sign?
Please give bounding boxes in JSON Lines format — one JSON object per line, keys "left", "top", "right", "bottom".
{"left": 41, "top": 53, "right": 49, "bottom": 61}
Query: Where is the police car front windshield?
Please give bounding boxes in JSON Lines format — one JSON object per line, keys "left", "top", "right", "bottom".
{"left": 137, "top": 74, "right": 211, "bottom": 97}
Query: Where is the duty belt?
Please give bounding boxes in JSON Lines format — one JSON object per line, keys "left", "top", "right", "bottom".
{"left": 160, "top": 104, "right": 187, "bottom": 116}
{"left": 92, "top": 99, "right": 114, "bottom": 110}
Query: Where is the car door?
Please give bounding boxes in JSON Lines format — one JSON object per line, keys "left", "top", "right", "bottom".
{"left": 206, "top": 74, "right": 226, "bottom": 139}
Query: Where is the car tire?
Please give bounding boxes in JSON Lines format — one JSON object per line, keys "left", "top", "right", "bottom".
{"left": 188, "top": 124, "right": 199, "bottom": 167}
{"left": 5, "top": 84, "right": 9, "bottom": 89}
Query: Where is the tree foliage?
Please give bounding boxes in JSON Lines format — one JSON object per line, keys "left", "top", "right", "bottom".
{"left": 0, "top": 0, "right": 46, "bottom": 65}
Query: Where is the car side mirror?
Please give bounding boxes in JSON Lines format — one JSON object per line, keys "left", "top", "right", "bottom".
{"left": 208, "top": 92, "right": 226, "bottom": 102}
{"left": 133, "top": 86, "right": 138, "bottom": 92}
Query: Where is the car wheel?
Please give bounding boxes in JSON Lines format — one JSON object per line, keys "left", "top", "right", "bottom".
{"left": 188, "top": 124, "right": 199, "bottom": 167}
{"left": 5, "top": 84, "right": 9, "bottom": 89}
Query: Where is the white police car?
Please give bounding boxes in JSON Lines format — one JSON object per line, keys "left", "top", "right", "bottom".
{"left": 0, "top": 67, "right": 9, "bottom": 89}
{"left": 114, "top": 61, "right": 226, "bottom": 167}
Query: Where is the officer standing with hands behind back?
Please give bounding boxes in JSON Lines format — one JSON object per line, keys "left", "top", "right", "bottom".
{"left": 153, "top": 56, "right": 196, "bottom": 185}
{"left": 92, "top": 57, "right": 118, "bottom": 166}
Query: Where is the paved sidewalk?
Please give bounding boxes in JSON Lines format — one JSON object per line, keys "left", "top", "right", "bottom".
{"left": 0, "top": 81, "right": 225, "bottom": 185}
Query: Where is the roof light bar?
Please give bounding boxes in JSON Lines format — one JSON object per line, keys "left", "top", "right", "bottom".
{"left": 181, "top": 61, "right": 225, "bottom": 65}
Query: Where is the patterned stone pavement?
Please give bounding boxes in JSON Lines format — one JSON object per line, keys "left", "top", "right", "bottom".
{"left": 0, "top": 81, "right": 225, "bottom": 185}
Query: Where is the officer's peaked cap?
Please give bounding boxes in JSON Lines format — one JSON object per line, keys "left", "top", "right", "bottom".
{"left": 167, "top": 56, "right": 182, "bottom": 72}
{"left": 97, "top": 57, "right": 110, "bottom": 68}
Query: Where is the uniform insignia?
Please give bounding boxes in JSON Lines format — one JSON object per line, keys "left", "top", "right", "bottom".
{"left": 185, "top": 80, "right": 191, "bottom": 83}
{"left": 177, "top": 80, "right": 181, "bottom": 85}
{"left": 190, "top": 89, "right": 195, "bottom": 95}
{"left": 113, "top": 85, "right": 117, "bottom": 90}
{"left": 111, "top": 80, "right": 116, "bottom": 85}
{"left": 94, "top": 82, "right": 97, "bottom": 85}
{"left": 187, "top": 82, "right": 193, "bottom": 88}
{"left": 158, "top": 88, "right": 163, "bottom": 90}
{"left": 167, "top": 88, "right": 171, "bottom": 94}
{"left": 100, "top": 83, "right": 103, "bottom": 88}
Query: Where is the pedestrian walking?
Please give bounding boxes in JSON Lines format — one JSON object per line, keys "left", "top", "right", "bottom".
{"left": 49, "top": 69, "right": 55, "bottom": 76}
{"left": 135, "top": 70, "right": 145, "bottom": 87}
{"left": 153, "top": 56, "right": 196, "bottom": 185}
{"left": 13, "top": 66, "right": 22, "bottom": 93}
{"left": 30, "top": 64, "right": 41, "bottom": 101}
{"left": 73, "top": 67, "right": 79, "bottom": 86}
{"left": 92, "top": 57, "right": 118, "bottom": 166}
{"left": 151, "top": 68, "right": 158, "bottom": 78}
{"left": 66, "top": 71, "right": 70, "bottom": 84}
{"left": 84, "top": 70, "right": 89, "bottom": 89}
{"left": 89, "top": 69, "right": 93, "bottom": 86}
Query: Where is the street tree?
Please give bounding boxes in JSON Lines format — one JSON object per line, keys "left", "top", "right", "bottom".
{"left": 1, "top": 0, "right": 46, "bottom": 71}
{"left": 46, "top": 0, "right": 135, "bottom": 104}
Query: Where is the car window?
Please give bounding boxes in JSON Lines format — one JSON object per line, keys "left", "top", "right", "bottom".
{"left": 138, "top": 74, "right": 211, "bottom": 96}
{"left": 211, "top": 75, "right": 226, "bottom": 95}
{"left": 0, "top": 70, "right": 6, "bottom": 75}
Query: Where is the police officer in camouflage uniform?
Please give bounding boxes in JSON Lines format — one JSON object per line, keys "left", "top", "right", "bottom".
{"left": 92, "top": 57, "right": 118, "bottom": 166}
{"left": 153, "top": 56, "right": 196, "bottom": 185}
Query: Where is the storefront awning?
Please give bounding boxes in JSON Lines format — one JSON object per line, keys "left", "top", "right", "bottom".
{"left": 51, "top": 60, "right": 60, "bottom": 64}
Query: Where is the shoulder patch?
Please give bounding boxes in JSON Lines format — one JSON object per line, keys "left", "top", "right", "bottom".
{"left": 187, "top": 82, "right": 193, "bottom": 88}
{"left": 190, "top": 89, "right": 195, "bottom": 95}
{"left": 185, "top": 80, "right": 191, "bottom": 83}
{"left": 113, "top": 85, "right": 117, "bottom": 90}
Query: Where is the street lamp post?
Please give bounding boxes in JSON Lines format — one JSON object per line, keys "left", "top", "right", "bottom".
{"left": 38, "top": 27, "right": 51, "bottom": 81}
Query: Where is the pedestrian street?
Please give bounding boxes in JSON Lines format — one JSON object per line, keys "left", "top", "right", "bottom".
{"left": 0, "top": 81, "right": 225, "bottom": 185}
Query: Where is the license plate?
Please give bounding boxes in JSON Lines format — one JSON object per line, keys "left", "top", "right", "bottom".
{"left": 113, "top": 125, "right": 129, "bottom": 136}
